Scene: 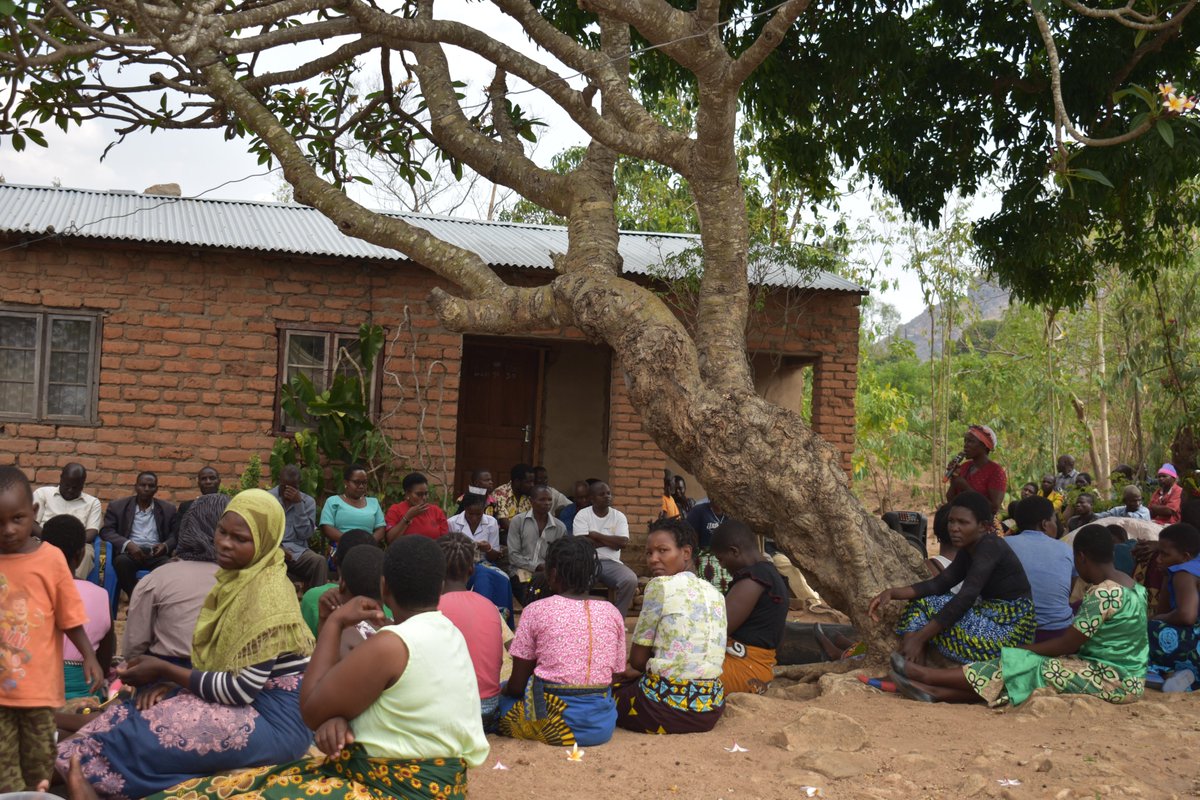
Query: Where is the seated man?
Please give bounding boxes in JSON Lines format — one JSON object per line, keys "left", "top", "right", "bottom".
{"left": 32, "top": 462, "right": 102, "bottom": 579}
{"left": 1005, "top": 496, "right": 1076, "bottom": 642}
{"left": 493, "top": 463, "right": 536, "bottom": 539}
{"left": 572, "top": 481, "right": 638, "bottom": 617}
{"left": 1066, "top": 492, "right": 1099, "bottom": 532}
{"left": 1095, "top": 485, "right": 1151, "bottom": 521}
{"left": 99, "top": 471, "right": 177, "bottom": 599}
{"left": 507, "top": 485, "right": 567, "bottom": 604}
{"left": 270, "top": 464, "right": 328, "bottom": 591}
{"left": 170, "top": 465, "right": 221, "bottom": 539}
{"left": 557, "top": 479, "right": 597, "bottom": 529}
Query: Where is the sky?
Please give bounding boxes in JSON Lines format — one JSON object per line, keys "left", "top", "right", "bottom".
{"left": 0, "top": 2, "right": 942, "bottom": 322}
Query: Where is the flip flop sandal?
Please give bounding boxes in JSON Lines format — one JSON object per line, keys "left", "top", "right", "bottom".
{"left": 889, "top": 670, "right": 936, "bottom": 703}
{"left": 856, "top": 674, "right": 898, "bottom": 693}
{"left": 889, "top": 651, "right": 908, "bottom": 678}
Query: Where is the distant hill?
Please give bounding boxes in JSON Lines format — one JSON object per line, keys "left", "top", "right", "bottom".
{"left": 895, "top": 280, "right": 1011, "bottom": 360}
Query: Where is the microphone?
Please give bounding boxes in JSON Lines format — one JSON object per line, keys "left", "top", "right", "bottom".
{"left": 944, "top": 452, "right": 966, "bottom": 482}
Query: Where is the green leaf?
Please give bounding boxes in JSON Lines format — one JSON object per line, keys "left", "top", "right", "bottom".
{"left": 0, "top": 0, "right": 15, "bottom": 17}
{"left": 1157, "top": 119, "right": 1175, "bottom": 148}
{"left": 1074, "top": 168, "right": 1114, "bottom": 188}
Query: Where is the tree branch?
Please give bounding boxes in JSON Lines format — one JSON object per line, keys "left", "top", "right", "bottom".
{"left": 729, "top": 0, "right": 812, "bottom": 86}
{"left": 199, "top": 53, "right": 510, "bottom": 300}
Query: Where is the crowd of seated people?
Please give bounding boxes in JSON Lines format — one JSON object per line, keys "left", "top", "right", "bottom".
{"left": 7, "top": 436, "right": 1200, "bottom": 798}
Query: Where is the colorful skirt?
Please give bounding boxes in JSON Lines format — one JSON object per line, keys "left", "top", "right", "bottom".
{"left": 720, "top": 641, "right": 776, "bottom": 695}
{"left": 614, "top": 672, "right": 724, "bottom": 735}
{"left": 697, "top": 551, "right": 732, "bottom": 593}
{"left": 57, "top": 678, "right": 312, "bottom": 800}
{"left": 149, "top": 743, "right": 467, "bottom": 800}
{"left": 1147, "top": 619, "right": 1200, "bottom": 686}
{"left": 497, "top": 677, "right": 616, "bottom": 747}
{"left": 897, "top": 594, "right": 1036, "bottom": 664}
{"left": 964, "top": 650, "right": 1144, "bottom": 707}
{"left": 64, "top": 661, "right": 104, "bottom": 702}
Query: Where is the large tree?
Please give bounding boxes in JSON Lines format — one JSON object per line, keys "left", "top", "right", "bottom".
{"left": 2, "top": 0, "right": 1197, "bottom": 648}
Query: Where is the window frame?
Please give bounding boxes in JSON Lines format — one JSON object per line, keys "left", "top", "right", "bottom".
{"left": 0, "top": 306, "right": 103, "bottom": 425}
{"left": 273, "top": 325, "right": 383, "bottom": 434}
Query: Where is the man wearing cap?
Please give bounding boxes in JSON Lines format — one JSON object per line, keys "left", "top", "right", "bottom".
{"left": 946, "top": 424, "right": 1007, "bottom": 514}
{"left": 1149, "top": 463, "right": 1184, "bottom": 525}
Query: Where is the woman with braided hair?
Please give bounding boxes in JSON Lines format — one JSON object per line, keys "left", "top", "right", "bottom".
{"left": 498, "top": 536, "right": 626, "bottom": 746}
{"left": 436, "top": 534, "right": 505, "bottom": 730}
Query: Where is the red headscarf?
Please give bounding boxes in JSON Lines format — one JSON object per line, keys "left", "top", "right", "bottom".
{"left": 968, "top": 424, "right": 997, "bottom": 452}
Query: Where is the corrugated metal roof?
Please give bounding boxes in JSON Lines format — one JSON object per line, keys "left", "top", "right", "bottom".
{"left": 0, "top": 183, "right": 864, "bottom": 292}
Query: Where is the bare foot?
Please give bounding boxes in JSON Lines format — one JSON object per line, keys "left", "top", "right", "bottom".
{"left": 36, "top": 779, "right": 50, "bottom": 792}
{"left": 66, "top": 755, "right": 100, "bottom": 800}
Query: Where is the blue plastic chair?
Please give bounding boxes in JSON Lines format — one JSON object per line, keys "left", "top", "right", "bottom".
{"left": 87, "top": 538, "right": 121, "bottom": 618}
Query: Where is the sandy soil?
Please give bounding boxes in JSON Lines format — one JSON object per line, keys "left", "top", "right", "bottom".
{"left": 471, "top": 671, "right": 1200, "bottom": 800}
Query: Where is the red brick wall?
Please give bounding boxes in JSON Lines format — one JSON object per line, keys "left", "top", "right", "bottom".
{"left": 1, "top": 237, "right": 860, "bottom": 569}
{"left": 1, "top": 239, "right": 462, "bottom": 505}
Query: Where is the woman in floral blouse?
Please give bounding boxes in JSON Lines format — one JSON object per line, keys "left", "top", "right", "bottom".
{"left": 885, "top": 524, "right": 1148, "bottom": 707}
{"left": 614, "top": 518, "right": 727, "bottom": 734}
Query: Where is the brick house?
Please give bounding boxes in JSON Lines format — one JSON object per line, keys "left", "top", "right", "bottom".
{"left": 0, "top": 184, "right": 864, "bottom": 570}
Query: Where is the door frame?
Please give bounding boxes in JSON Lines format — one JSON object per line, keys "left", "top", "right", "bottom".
{"left": 454, "top": 336, "right": 549, "bottom": 494}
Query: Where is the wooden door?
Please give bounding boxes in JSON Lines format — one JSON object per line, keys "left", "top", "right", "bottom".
{"left": 455, "top": 340, "right": 545, "bottom": 494}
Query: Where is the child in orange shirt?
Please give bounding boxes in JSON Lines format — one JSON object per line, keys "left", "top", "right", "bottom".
{"left": 0, "top": 466, "right": 102, "bottom": 792}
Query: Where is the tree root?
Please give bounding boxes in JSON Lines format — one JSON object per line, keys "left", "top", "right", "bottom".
{"left": 773, "top": 658, "right": 862, "bottom": 683}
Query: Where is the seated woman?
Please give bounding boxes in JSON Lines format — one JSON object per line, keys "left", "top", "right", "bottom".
{"left": 614, "top": 518, "right": 727, "bottom": 734}
{"left": 924, "top": 504, "right": 961, "bottom": 591}
{"left": 140, "top": 534, "right": 489, "bottom": 800}
{"left": 383, "top": 472, "right": 449, "bottom": 543}
{"left": 869, "top": 491, "right": 1035, "bottom": 665}
{"left": 499, "top": 536, "right": 626, "bottom": 746}
{"left": 709, "top": 519, "right": 788, "bottom": 695}
{"left": 886, "top": 524, "right": 1148, "bottom": 706}
{"left": 124, "top": 493, "right": 228, "bottom": 665}
{"left": 436, "top": 534, "right": 504, "bottom": 731}
{"left": 319, "top": 464, "right": 385, "bottom": 550}
{"left": 447, "top": 492, "right": 501, "bottom": 560}
{"left": 58, "top": 490, "right": 316, "bottom": 799}
{"left": 41, "top": 516, "right": 114, "bottom": 702}
{"left": 1147, "top": 522, "right": 1200, "bottom": 692}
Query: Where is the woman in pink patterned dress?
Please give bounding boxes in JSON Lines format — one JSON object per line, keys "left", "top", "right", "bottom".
{"left": 57, "top": 490, "right": 315, "bottom": 799}
{"left": 497, "top": 536, "right": 626, "bottom": 746}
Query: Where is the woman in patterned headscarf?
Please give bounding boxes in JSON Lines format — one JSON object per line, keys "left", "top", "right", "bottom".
{"left": 59, "top": 490, "right": 315, "bottom": 800}
{"left": 946, "top": 424, "right": 1008, "bottom": 514}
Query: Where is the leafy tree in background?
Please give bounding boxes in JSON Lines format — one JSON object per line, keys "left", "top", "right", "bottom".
{"left": 3, "top": 0, "right": 1198, "bottom": 646}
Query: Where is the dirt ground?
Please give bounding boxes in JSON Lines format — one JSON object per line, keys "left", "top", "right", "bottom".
{"left": 471, "top": 669, "right": 1199, "bottom": 800}
{"left": 470, "top": 605, "right": 1199, "bottom": 800}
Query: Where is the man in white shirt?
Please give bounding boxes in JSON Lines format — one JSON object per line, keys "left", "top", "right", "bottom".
{"left": 33, "top": 462, "right": 102, "bottom": 578}
{"left": 572, "top": 481, "right": 638, "bottom": 617}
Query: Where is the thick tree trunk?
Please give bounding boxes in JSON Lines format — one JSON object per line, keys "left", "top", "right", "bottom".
{"left": 542, "top": 269, "right": 927, "bottom": 657}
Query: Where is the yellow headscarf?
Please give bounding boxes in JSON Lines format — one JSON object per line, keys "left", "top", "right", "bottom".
{"left": 191, "top": 489, "right": 314, "bottom": 671}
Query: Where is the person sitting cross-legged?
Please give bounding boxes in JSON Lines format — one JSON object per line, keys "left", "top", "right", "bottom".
{"left": 100, "top": 471, "right": 178, "bottom": 600}
{"left": 710, "top": 519, "right": 788, "bottom": 695}
{"left": 614, "top": 518, "right": 727, "bottom": 735}
{"left": 887, "top": 524, "right": 1149, "bottom": 707}
{"left": 499, "top": 536, "right": 626, "bottom": 747}
{"left": 869, "top": 490, "right": 1036, "bottom": 665}
{"left": 436, "top": 534, "right": 505, "bottom": 732}
{"left": 123, "top": 493, "right": 228, "bottom": 666}
{"left": 91, "top": 535, "right": 491, "bottom": 800}
{"left": 572, "top": 481, "right": 638, "bottom": 617}
{"left": 59, "top": 490, "right": 316, "bottom": 799}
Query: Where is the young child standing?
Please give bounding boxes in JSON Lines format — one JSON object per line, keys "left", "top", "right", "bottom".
{"left": 0, "top": 465, "right": 103, "bottom": 792}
